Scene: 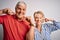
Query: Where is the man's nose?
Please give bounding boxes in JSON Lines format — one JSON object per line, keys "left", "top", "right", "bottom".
{"left": 20, "top": 10, "right": 23, "bottom": 13}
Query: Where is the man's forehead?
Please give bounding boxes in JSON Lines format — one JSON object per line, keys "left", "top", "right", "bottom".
{"left": 17, "top": 1, "right": 26, "bottom": 6}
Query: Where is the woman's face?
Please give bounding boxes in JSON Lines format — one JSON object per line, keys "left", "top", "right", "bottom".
{"left": 34, "top": 13, "right": 45, "bottom": 24}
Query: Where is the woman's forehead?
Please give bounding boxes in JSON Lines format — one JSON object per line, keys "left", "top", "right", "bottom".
{"left": 35, "top": 13, "right": 43, "bottom": 17}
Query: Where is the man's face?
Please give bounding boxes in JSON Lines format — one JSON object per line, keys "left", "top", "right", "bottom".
{"left": 15, "top": 4, "right": 26, "bottom": 19}
{"left": 34, "top": 13, "right": 45, "bottom": 24}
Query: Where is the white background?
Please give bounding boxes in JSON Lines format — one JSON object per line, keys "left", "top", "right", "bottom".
{"left": 0, "top": 0, "right": 60, "bottom": 40}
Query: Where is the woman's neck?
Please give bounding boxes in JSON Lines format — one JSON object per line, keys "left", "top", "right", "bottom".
{"left": 36, "top": 24, "right": 42, "bottom": 32}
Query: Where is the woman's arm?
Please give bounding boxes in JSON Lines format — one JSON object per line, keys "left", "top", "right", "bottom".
{"left": 45, "top": 18, "right": 60, "bottom": 32}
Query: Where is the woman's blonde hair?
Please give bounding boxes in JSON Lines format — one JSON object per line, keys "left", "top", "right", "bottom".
{"left": 33, "top": 11, "right": 45, "bottom": 18}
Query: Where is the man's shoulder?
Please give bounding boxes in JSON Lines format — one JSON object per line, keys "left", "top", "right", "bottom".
{"left": 0, "top": 14, "right": 8, "bottom": 18}
{"left": 0, "top": 14, "right": 14, "bottom": 19}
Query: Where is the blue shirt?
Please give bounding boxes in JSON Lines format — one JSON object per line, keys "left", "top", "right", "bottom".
{"left": 34, "top": 21, "right": 60, "bottom": 40}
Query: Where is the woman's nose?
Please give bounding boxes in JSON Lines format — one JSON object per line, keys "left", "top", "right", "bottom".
{"left": 37, "top": 19, "right": 40, "bottom": 21}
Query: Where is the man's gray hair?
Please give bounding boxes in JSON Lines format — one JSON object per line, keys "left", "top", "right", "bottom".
{"left": 15, "top": 1, "right": 27, "bottom": 8}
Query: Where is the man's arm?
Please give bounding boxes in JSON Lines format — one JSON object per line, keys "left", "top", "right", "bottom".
{"left": 26, "top": 27, "right": 35, "bottom": 40}
{"left": 0, "top": 8, "right": 15, "bottom": 15}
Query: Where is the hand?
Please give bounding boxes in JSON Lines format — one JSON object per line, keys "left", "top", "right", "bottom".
{"left": 26, "top": 16, "right": 31, "bottom": 22}
{"left": 45, "top": 18, "right": 54, "bottom": 22}
{"left": 26, "top": 16, "right": 34, "bottom": 26}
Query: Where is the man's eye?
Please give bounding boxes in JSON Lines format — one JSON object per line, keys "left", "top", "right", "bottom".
{"left": 23, "top": 9, "right": 25, "bottom": 11}
{"left": 17, "top": 8, "right": 21, "bottom": 10}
